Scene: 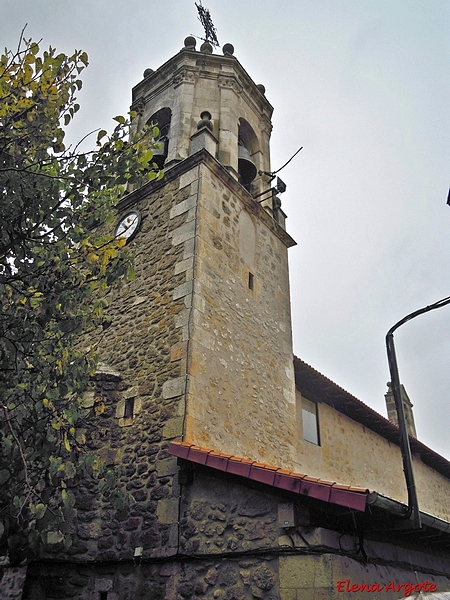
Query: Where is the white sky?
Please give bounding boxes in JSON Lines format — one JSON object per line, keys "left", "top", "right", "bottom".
{"left": 2, "top": 1, "right": 449, "bottom": 460}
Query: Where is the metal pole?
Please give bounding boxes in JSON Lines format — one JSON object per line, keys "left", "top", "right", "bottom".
{"left": 385, "top": 331, "right": 421, "bottom": 529}
{"left": 385, "top": 294, "right": 450, "bottom": 530}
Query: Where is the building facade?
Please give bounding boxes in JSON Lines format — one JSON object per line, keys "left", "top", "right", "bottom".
{"left": 4, "top": 36, "right": 450, "bottom": 600}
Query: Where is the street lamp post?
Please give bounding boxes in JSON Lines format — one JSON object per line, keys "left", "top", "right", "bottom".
{"left": 386, "top": 295, "right": 450, "bottom": 530}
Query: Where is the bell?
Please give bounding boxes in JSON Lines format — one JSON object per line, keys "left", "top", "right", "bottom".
{"left": 152, "top": 136, "right": 168, "bottom": 168}
{"left": 238, "top": 145, "right": 257, "bottom": 185}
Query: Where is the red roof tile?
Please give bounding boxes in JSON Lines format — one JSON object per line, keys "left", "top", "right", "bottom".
{"left": 169, "top": 441, "right": 369, "bottom": 512}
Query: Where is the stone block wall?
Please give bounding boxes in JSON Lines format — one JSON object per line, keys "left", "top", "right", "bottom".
{"left": 20, "top": 459, "right": 450, "bottom": 599}
{"left": 185, "top": 159, "right": 298, "bottom": 469}
{"left": 178, "top": 469, "right": 282, "bottom": 599}
{"left": 21, "top": 162, "right": 203, "bottom": 584}
{"left": 0, "top": 564, "right": 26, "bottom": 599}
{"left": 71, "top": 166, "right": 202, "bottom": 561}
{"left": 279, "top": 552, "right": 450, "bottom": 600}
{"left": 176, "top": 468, "right": 450, "bottom": 600}
{"left": 179, "top": 471, "right": 279, "bottom": 557}
{"left": 15, "top": 151, "right": 298, "bottom": 599}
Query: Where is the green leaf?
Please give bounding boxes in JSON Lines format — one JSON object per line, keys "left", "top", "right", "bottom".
{"left": 1, "top": 437, "right": 12, "bottom": 455}
{"left": 97, "top": 129, "right": 107, "bottom": 143}
{"left": 62, "top": 489, "right": 76, "bottom": 509}
{"left": 35, "top": 503, "right": 47, "bottom": 520}
{"left": 0, "top": 469, "right": 10, "bottom": 485}
{"left": 64, "top": 461, "right": 76, "bottom": 479}
{"left": 0, "top": 32, "right": 163, "bottom": 563}
{"left": 47, "top": 531, "right": 64, "bottom": 545}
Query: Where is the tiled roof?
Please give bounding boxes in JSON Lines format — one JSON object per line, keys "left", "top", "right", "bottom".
{"left": 169, "top": 441, "right": 369, "bottom": 512}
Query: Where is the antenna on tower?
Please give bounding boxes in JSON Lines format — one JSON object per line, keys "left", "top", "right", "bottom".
{"left": 195, "top": 1, "right": 220, "bottom": 47}
{"left": 259, "top": 146, "right": 303, "bottom": 181}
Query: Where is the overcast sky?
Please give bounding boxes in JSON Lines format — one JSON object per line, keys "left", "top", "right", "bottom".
{"left": 2, "top": 1, "right": 449, "bottom": 460}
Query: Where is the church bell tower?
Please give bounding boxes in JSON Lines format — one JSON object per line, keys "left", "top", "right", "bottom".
{"left": 104, "top": 36, "right": 299, "bottom": 468}
{"left": 20, "top": 34, "right": 300, "bottom": 598}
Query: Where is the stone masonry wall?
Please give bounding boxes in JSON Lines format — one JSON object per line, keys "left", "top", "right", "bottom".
{"left": 70, "top": 167, "right": 202, "bottom": 562}
{"left": 179, "top": 469, "right": 450, "bottom": 600}
{"left": 21, "top": 460, "right": 450, "bottom": 599}
{"left": 20, "top": 164, "right": 204, "bottom": 599}
{"left": 17, "top": 151, "right": 295, "bottom": 599}
{"left": 185, "top": 160, "right": 298, "bottom": 468}
{"left": 179, "top": 469, "right": 282, "bottom": 600}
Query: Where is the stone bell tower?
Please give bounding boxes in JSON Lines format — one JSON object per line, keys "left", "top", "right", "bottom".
{"left": 19, "top": 36, "right": 300, "bottom": 599}
{"left": 109, "top": 35, "right": 299, "bottom": 468}
{"left": 131, "top": 37, "right": 273, "bottom": 196}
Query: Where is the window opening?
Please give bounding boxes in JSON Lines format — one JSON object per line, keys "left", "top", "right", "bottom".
{"left": 146, "top": 107, "right": 171, "bottom": 168}
{"left": 302, "top": 398, "right": 320, "bottom": 445}
{"left": 248, "top": 272, "right": 254, "bottom": 290}
{"left": 237, "top": 119, "right": 258, "bottom": 191}
{"left": 124, "top": 397, "right": 135, "bottom": 419}
{"left": 99, "top": 593, "right": 108, "bottom": 600}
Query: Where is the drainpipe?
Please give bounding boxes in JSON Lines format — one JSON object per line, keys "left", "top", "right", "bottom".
{"left": 386, "top": 295, "right": 450, "bottom": 530}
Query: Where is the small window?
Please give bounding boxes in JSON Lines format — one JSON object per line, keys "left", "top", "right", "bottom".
{"left": 146, "top": 107, "right": 172, "bottom": 168}
{"left": 302, "top": 398, "right": 320, "bottom": 445}
{"left": 99, "top": 593, "right": 108, "bottom": 600}
{"left": 248, "top": 272, "right": 254, "bottom": 290}
{"left": 124, "top": 397, "right": 135, "bottom": 419}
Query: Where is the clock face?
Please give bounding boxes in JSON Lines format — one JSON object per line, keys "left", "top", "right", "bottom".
{"left": 114, "top": 210, "right": 141, "bottom": 242}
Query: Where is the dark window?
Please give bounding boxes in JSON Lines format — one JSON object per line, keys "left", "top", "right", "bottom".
{"left": 302, "top": 398, "right": 320, "bottom": 445}
{"left": 99, "top": 593, "right": 108, "bottom": 600}
{"left": 146, "top": 107, "right": 172, "bottom": 168}
{"left": 248, "top": 272, "right": 254, "bottom": 290}
{"left": 124, "top": 397, "right": 135, "bottom": 419}
{"left": 238, "top": 118, "right": 258, "bottom": 191}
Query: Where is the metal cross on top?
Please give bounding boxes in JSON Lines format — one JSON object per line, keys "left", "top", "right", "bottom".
{"left": 195, "top": 1, "right": 220, "bottom": 47}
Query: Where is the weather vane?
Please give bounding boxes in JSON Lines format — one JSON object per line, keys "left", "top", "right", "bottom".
{"left": 195, "top": 1, "right": 219, "bottom": 47}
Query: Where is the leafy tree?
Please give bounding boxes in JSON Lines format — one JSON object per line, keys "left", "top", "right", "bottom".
{"left": 0, "top": 31, "right": 160, "bottom": 564}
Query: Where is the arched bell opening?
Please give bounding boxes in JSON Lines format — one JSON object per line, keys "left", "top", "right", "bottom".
{"left": 146, "top": 107, "right": 172, "bottom": 168}
{"left": 237, "top": 118, "right": 259, "bottom": 191}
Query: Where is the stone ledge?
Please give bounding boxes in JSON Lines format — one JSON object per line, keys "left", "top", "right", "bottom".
{"left": 162, "top": 377, "right": 187, "bottom": 399}
{"left": 170, "top": 195, "right": 197, "bottom": 219}
{"left": 156, "top": 498, "right": 180, "bottom": 524}
{"left": 175, "top": 257, "right": 194, "bottom": 275}
{"left": 172, "top": 220, "right": 196, "bottom": 246}
{"left": 173, "top": 280, "right": 193, "bottom": 300}
{"left": 163, "top": 417, "right": 184, "bottom": 439}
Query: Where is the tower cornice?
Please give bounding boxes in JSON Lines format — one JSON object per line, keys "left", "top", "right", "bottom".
{"left": 132, "top": 48, "right": 273, "bottom": 119}
{"left": 118, "top": 149, "right": 295, "bottom": 249}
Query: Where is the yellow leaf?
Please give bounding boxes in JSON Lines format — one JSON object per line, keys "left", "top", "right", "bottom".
{"left": 86, "top": 252, "right": 99, "bottom": 264}
{"left": 94, "top": 402, "right": 105, "bottom": 416}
